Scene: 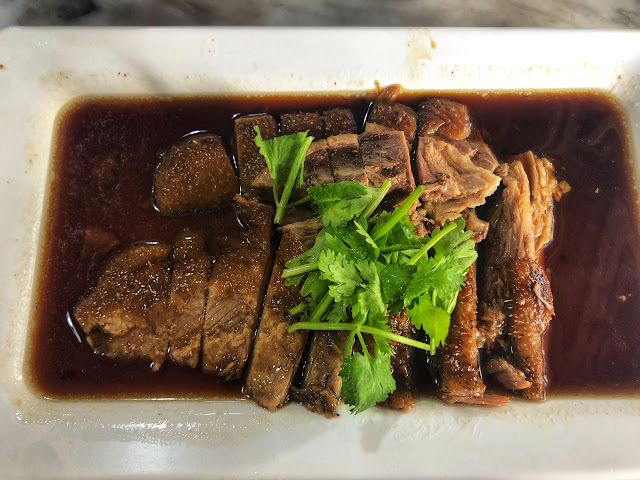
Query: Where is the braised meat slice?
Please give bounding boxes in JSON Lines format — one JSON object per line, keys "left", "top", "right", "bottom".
{"left": 434, "top": 263, "right": 494, "bottom": 404}
{"left": 380, "top": 310, "right": 417, "bottom": 411}
{"left": 234, "top": 114, "right": 278, "bottom": 198}
{"left": 281, "top": 218, "right": 323, "bottom": 247}
{"left": 280, "top": 112, "right": 324, "bottom": 139}
{"left": 366, "top": 100, "right": 417, "bottom": 146}
{"left": 291, "top": 330, "right": 350, "bottom": 416}
{"left": 244, "top": 220, "right": 317, "bottom": 411}
{"left": 286, "top": 220, "right": 351, "bottom": 416}
{"left": 415, "top": 135, "right": 501, "bottom": 224}
{"left": 326, "top": 134, "right": 368, "bottom": 185}
{"left": 167, "top": 230, "right": 211, "bottom": 368}
{"left": 478, "top": 152, "right": 566, "bottom": 400}
{"left": 359, "top": 131, "right": 415, "bottom": 194}
{"left": 74, "top": 243, "right": 172, "bottom": 371}
{"left": 201, "top": 196, "right": 273, "bottom": 380}
{"left": 303, "top": 139, "right": 333, "bottom": 188}
{"left": 417, "top": 98, "right": 471, "bottom": 141}
{"left": 153, "top": 134, "right": 239, "bottom": 215}
{"left": 323, "top": 108, "right": 357, "bottom": 137}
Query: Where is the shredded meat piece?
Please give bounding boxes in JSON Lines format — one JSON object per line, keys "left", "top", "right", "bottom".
{"left": 478, "top": 152, "right": 567, "bottom": 400}
{"left": 415, "top": 135, "right": 501, "bottom": 224}
{"left": 484, "top": 357, "right": 532, "bottom": 390}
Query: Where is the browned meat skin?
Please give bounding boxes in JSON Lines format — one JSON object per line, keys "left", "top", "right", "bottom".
{"left": 153, "top": 134, "right": 239, "bottom": 215}
{"left": 417, "top": 98, "right": 471, "bottom": 141}
{"left": 437, "top": 264, "right": 487, "bottom": 403}
{"left": 380, "top": 310, "right": 417, "bottom": 411}
{"left": 303, "top": 139, "right": 333, "bottom": 188}
{"left": 244, "top": 225, "right": 311, "bottom": 411}
{"left": 508, "top": 259, "right": 554, "bottom": 400}
{"left": 201, "top": 196, "right": 273, "bottom": 380}
{"left": 280, "top": 112, "right": 324, "bottom": 139}
{"left": 168, "top": 230, "right": 211, "bottom": 368}
{"left": 415, "top": 135, "right": 502, "bottom": 224}
{"left": 478, "top": 152, "right": 565, "bottom": 400}
{"left": 359, "top": 131, "right": 416, "bottom": 194}
{"left": 74, "top": 243, "right": 171, "bottom": 371}
{"left": 326, "top": 134, "right": 368, "bottom": 185}
{"left": 234, "top": 114, "right": 278, "bottom": 198}
{"left": 365, "top": 99, "right": 417, "bottom": 146}
{"left": 291, "top": 330, "right": 351, "bottom": 417}
{"left": 323, "top": 108, "right": 357, "bottom": 137}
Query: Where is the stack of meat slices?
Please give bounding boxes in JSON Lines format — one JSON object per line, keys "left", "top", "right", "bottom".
{"left": 73, "top": 85, "right": 568, "bottom": 416}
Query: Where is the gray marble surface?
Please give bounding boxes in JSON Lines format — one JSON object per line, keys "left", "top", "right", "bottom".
{"left": 1, "top": 0, "right": 638, "bottom": 29}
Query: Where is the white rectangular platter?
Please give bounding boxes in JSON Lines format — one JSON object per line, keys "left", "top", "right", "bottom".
{"left": 0, "top": 27, "right": 639, "bottom": 479}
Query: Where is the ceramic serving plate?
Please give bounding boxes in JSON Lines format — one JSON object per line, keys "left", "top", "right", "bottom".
{"left": 0, "top": 27, "right": 639, "bottom": 479}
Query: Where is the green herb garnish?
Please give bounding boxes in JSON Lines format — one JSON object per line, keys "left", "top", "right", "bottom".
{"left": 253, "top": 126, "right": 313, "bottom": 224}
{"left": 282, "top": 181, "right": 476, "bottom": 413}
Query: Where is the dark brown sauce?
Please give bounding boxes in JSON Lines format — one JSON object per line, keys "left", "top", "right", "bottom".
{"left": 29, "top": 91, "right": 640, "bottom": 400}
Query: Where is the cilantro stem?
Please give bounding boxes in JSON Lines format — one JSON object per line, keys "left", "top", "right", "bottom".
{"left": 407, "top": 221, "right": 457, "bottom": 266}
{"left": 362, "top": 180, "right": 392, "bottom": 219}
{"left": 370, "top": 185, "right": 424, "bottom": 241}
{"left": 286, "top": 195, "right": 311, "bottom": 210}
{"left": 288, "top": 321, "right": 433, "bottom": 351}
{"left": 306, "top": 291, "right": 333, "bottom": 324}
{"left": 282, "top": 262, "right": 319, "bottom": 279}
{"left": 288, "top": 302, "right": 306, "bottom": 315}
{"left": 272, "top": 181, "right": 280, "bottom": 206}
{"left": 274, "top": 136, "right": 313, "bottom": 224}
{"left": 357, "top": 332, "right": 369, "bottom": 358}
{"left": 343, "top": 330, "right": 356, "bottom": 358}
{"left": 380, "top": 242, "right": 425, "bottom": 253}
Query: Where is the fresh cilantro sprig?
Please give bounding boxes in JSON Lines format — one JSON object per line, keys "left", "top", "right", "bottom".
{"left": 281, "top": 180, "right": 476, "bottom": 414}
{"left": 253, "top": 126, "right": 313, "bottom": 224}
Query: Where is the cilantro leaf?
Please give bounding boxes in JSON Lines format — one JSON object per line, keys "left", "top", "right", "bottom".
{"left": 404, "top": 218, "right": 477, "bottom": 313}
{"left": 254, "top": 128, "right": 309, "bottom": 189}
{"left": 406, "top": 296, "right": 450, "bottom": 354}
{"left": 254, "top": 127, "right": 313, "bottom": 224}
{"left": 339, "top": 351, "right": 396, "bottom": 414}
{"left": 378, "top": 262, "right": 414, "bottom": 304}
{"left": 318, "top": 250, "right": 361, "bottom": 303}
{"left": 384, "top": 214, "right": 424, "bottom": 251}
{"left": 367, "top": 313, "right": 393, "bottom": 356}
{"left": 286, "top": 229, "right": 327, "bottom": 270}
{"left": 353, "top": 260, "right": 386, "bottom": 319}
{"left": 308, "top": 182, "right": 381, "bottom": 227}
{"left": 300, "top": 270, "right": 329, "bottom": 304}
{"left": 326, "top": 302, "right": 347, "bottom": 323}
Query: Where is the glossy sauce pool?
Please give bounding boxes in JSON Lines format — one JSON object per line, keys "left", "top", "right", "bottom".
{"left": 29, "top": 91, "right": 640, "bottom": 399}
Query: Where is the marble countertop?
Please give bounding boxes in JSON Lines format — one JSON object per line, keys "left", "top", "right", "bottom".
{"left": 1, "top": 0, "right": 639, "bottom": 28}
